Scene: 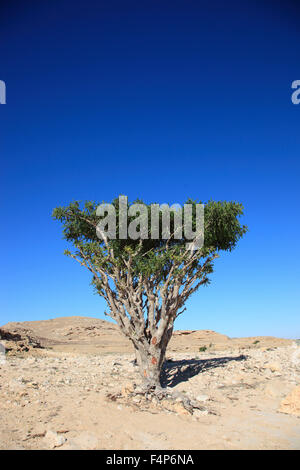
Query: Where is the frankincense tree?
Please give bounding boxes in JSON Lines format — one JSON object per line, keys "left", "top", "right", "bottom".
{"left": 52, "top": 197, "right": 247, "bottom": 391}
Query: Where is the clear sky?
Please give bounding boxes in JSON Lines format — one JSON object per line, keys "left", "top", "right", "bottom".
{"left": 0, "top": 0, "right": 299, "bottom": 338}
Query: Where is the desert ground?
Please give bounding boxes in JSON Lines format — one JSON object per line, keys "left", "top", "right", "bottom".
{"left": 0, "top": 316, "right": 299, "bottom": 450}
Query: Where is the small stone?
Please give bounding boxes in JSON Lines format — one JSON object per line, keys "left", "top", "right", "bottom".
{"left": 172, "top": 402, "right": 190, "bottom": 416}
{"left": 193, "top": 409, "right": 208, "bottom": 417}
{"left": 264, "top": 362, "right": 281, "bottom": 373}
{"left": 161, "top": 399, "right": 171, "bottom": 409}
{"left": 196, "top": 394, "right": 209, "bottom": 402}
{"left": 26, "top": 358, "right": 36, "bottom": 364}
{"left": 122, "top": 382, "right": 134, "bottom": 396}
{"left": 278, "top": 386, "right": 300, "bottom": 417}
{"left": 265, "top": 384, "right": 280, "bottom": 398}
{"left": 44, "top": 430, "right": 66, "bottom": 449}
{"left": 132, "top": 397, "right": 141, "bottom": 404}
{"left": 68, "top": 432, "right": 99, "bottom": 450}
{"left": 28, "top": 382, "right": 39, "bottom": 389}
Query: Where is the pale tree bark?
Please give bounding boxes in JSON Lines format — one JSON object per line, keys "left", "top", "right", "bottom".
{"left": 69, "top": 225, "right": 218, "bottom": 391}
{"left": 133, "top": 322, "right": 173, "bottom": 389}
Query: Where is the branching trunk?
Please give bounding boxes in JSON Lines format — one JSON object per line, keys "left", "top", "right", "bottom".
{"left": 65, "top": 219, "right": 217, "bottom": 392}
{"left": 54, "top": 199, "right": 246, "bottom": 404}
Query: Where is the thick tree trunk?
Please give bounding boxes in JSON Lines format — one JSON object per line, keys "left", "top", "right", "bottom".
{"left": 135, "top": 346, "right": 164, "bottom": 389}
{"left": 133, "top": 325, "right": 174, "bottom": 390}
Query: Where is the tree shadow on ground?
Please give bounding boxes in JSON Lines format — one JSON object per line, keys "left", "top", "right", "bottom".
{"left": 161, "top": 354, "right": 247, "bottom": 388}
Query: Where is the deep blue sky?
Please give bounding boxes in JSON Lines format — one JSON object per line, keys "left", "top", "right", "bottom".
{"left": 0, "top": 0, "right": 299, "bottom": 338}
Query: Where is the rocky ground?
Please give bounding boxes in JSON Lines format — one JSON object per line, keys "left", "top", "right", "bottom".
{"left": 0, "top": 316, "right": 300, "bottom": 450}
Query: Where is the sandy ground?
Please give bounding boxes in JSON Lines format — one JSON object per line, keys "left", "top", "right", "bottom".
{"left": 0, "top": 316, "right": 299, "bottom": 450}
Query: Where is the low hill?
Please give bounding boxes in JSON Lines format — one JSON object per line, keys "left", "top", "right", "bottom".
{"left": 0, "top": 316, "right": 293, "bottom": 355}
